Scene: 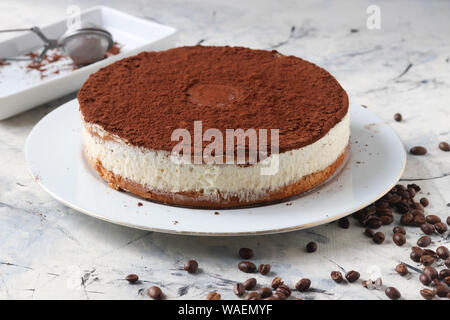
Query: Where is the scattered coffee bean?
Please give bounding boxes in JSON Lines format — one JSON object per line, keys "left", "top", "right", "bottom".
{"left": 393, "top": 233, "right": 406, "bottom": 246}
{"left": 331, "top": 271, "right": 344, "bottom": 283}
{"left": 419, "top": 197, "right": 429, "bottom": 207}
{"left": 435, "top": 283, "right": 448, "bottom": 297}
{"left": 380, "top": 215, "right": 393, "bottom": 225}
{"left": 417, "top": 235, "right": 431, "bottom": 247}
{"left": 393, "top": 226, "right": 406, "bottom": 235}
{"left": 410, "top": 146, "right": 427, "bottom": 155}
{"left": 273, "top": 292, "right": 287, "bottom": 300}
{"left": 436, "top": 246, "right": 450, "bottom": 259}
{"left": 400, "top": 213, "right": 413, "bottom": 225}
{"left": 206, "top": 292, "right": 221, "bottom": 300}
{"left": 420, "top": 288, "right": 435, "bottom": 300}
{"left": 377, "top": 207, "right": 393, "bottom": 216}
{"left": 184, "top": 260, "right": 198, "bottom": 273}
{"left": 367, "top": 217, "right": 382, "bottom": 229}
{"left": 306, "top": 241, "right": 317, "bottom": 253}
{"left": 246, "top": 291, "right": 261, "bottom": 300}
{"left": 411, "top": 209, "right": 424, "bottom": 216}
{"left": 423, "top": 266, "right": 438, "bottom": 280}
{"left": 338, "top": 217, "right": 350, "bottom": 229}
{"left": 258, "top": 264, "right": 271, "bottom": 275}
{"left": 295, "top": 278, "right": 311, "bottom": 292}
{"left": 395, "top": 264, "right": 408, "bottom": 276}
{"left": 258, "top": 287, "right": 272, "bottom": 298}
{"left": 434, "top": 222, "right": 448, "bottom": 234}
{"left": 410, "top": 246, "right": 424, "bottom": 262}
{"left": 419, "top": 273, "right": 432, "bottom": 285}
{"left": 243, "top": 278, "right": 257, "bottom": 290}
{"left": 239, "top": 248, "right": 254, "bottom": 259}
{"left": 444, "top": 276, "right": 450, "bottom": 286}
{"left": 446, "top": 258, "right": 450, "bottom": 268}
{"left": 407, "top": 183, "right": 421, "bottom": 192}
{"left": 238, "top": 261, "right": 257, "bottom": 273}
{"left": 345, "top": 270, "right": 360, "bottom": 283}
{"left": 385, "top": 287, "right": 401, "bottom": 300}
{"left": 420, "top": 223, "right": 435, "bottom": 235}
{"left": 148, "top": 286, "right": 163, "bottom": 300}
{"left": 426, "top": 215, "right": 441, "bottom": 224}
{"left": 125, "top": 274, "right": 139, "bottom": 283}
{"left": 439, "top": 269, "right": 450, "bottom": 279}
{"left": 413, "top": 202, "right": 424, "bottom": 211}
{"left": 364, "top": 228, "right": 375, "bottom": 238}
{"left": 393, "top": 113, "right": 402, "bottom": 121}
{"left": 271, "top": 277, "right": 284, "bottom": 289}
{"left": 412, "top": 214, "right": 426, "bottom": 227}
{"left": 233, "top": 283, "right": 245, "bottom": 297}
{"left": 438, "top": 141, "right": 450, "bottom": 152}
{"left": 420, "top": 255, "right": 435, "bottom": 266}
{"left": 447, "top": 216, "right": 450, "bottom": 226}
{"left": 373, "top": 232, "right": 385, "bottom": 244}
{"left": 275, "top": 284, "right": 291, "bottom": 297}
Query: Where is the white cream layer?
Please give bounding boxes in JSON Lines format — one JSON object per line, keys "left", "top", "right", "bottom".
{"left": 82, "top": 112, "right": 349, "bottom": 200}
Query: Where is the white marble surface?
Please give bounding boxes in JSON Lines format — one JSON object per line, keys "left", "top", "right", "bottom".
{"left": 0, "top": 0, "right": 449, "bottom": 300}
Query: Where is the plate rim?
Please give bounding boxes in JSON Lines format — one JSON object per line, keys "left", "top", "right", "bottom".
{"left": 25, "top": 100, "right": 406, "bottom": 236}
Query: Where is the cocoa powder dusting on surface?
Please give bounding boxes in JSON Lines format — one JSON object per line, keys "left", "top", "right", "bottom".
{"left": 78, "top": 45, "right": 348, "bottom": 155}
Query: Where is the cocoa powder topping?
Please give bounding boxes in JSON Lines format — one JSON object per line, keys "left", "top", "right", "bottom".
{"left": 78, "top": 46, "right": 348, "bottom": 155}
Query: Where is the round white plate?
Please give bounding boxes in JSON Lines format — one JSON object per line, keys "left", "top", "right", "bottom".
{"left": 25, "top": 100, "right": 405, "bottom": 236}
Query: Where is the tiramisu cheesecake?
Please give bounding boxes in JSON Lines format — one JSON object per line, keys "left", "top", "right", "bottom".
{"left": 79, "top": 46, "right": 349, "bottom": 208}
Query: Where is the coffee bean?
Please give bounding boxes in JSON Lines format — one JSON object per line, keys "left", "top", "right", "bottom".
{"left": 243, "top": 278, "right": 257, "bottom": 290}
{"left": 246, "top": 291, "right": 261, "bottom": 300}
{"left": 410, "top": 246, "right": 424, "bottom": 262}
{"left": 439, "top": 269, "right": 450, "bottom": 279}
{"left": 446, "top": 258, "right": 450, "bottom": 269}
{"left": 238, "top": 261, "right": 257, "bottom": 273}
{"left": 258, "top": 287, "right": 272, "bottom": 298}
{"left": 148, "top": 286, "right": 163, "bottom": 300}
{"left": 367, "top": 217, "right": 382, "bottom": 229}
{"left": 389, "top": 194, "right": 402, "bottom": 205}
{"left": 413, "top": 202, "right": 424, "bottom": 211}
{"left": 444, "top": 276, "right": 450, "bottom": 286}
{"left": 417, "top": 235, "right": 431, "bottom": 247}
{"left": 295, "top": 278, "right": 311, "bottom": 292}
{"left": 393, "top": 113, "right": 402, "bottom": 121}
{"left": 447, "top": 216, "right": 450, "bottom": 226}
{"left": 423, "top": 266, "right": 438, "bottom": 280}
{"left": 435, "top": 283, "right": 448, "bottom": 297}
{"left": 439, "top": 141, "right": 450, "bottom": 152}
{"left": 393, "top": 226, "right": 406, "bottom": 234}
{"left": 239, "top": 248, "right": 254, "bottom": 259}
{"left": 393, "top": 233, "right": 406, "bottom": 246}
{"left": 407, "top": 183, "right": 421, "bottom": 192}
{"left": 125, "top": 274, "right": 139, "bottom": 283}
{"left": 377, "top": 207, "right": 392, "bottom": 216}
{"left": 206, "top": 292, "right": 221, "bottom": 300}
{"left": 306, "top": 241, "right": 317, "bottom": 253}
{"left": 373, "top": 232, "right": 385, "bottom": 244}
{"left": 436, "top": 246, "right": 450, "bottom": 259}
{"left": 423, "top": 249, "right": 437, "bottom": 257}
{"left": 385, "top": 287, "right": 401, "bottom": 300}
{"left": 434, "top": 222, "right": 448, "bottom": 234}
{"left": 420, "top": 273, "right": 432, "bottom": 285}
{"left": 275, "top": 284, "right": 291, "bottom": 297}
{"left": 364, "top": 228, "right": 375, "bottom": 238}
{"left": 233, "top": 283, "right": 245, "bottom": 297}
{"left": 420, "top": 223, "right": 435, "bottom": 235}
{"left": 338, "top": 217, "right": 350, "bottom": 229}
{"left": 426, "top": 215, "right": 441, "bottom": 224}
{"left": 345, "top": 270, "right": 360, "bottom": 283}
{"left": 258, "top": 264, "right": 271, "bottom": 275}
{"left": 184, "top": 260, "right": 198, "bottom": 273}
{"left": 395, "top": 264, "right": 408, "bottom": 276}
{"left": 380, "top": 215, "right": 393, "bottom": 225}
{"left": 331, "top": 271, "right": 344, "bottom": 283}
{"left": 271, "top": 277, "right": 283, "bottom": 289}
{"left": 273, "top": 292, "right": 287, "bottom": 300}
{"left": 419, "top": 197, "right": 429, "bottom": 207}
{"left": 420, "top": 288, "right": 435, "bottom": 300}
{"left": 400, "top": 213, "right": 413, "bottom": 226}
{"left": 420, "top": 255, "right": 435, "bottom": 266}
{"left": 412, "top": 215, "right": 426, "bottom": 227}
{"left": 264, "top": 295, "right": 278, "bottom": 300}
{"left": 407, "top": 187, "right": 417, "bottom": 198}
{"left": 411, "top": 209, "right": 424, "bottom": 217}
{"left": 410, "top": 146, "right": 427, "bottom": 155}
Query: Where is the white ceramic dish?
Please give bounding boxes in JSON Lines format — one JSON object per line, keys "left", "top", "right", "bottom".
{"left": 25, "top": 100, "right": 406, "bottom": 236}
{"left": 0, "top": 6, "right": 177, "bottom": 120}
